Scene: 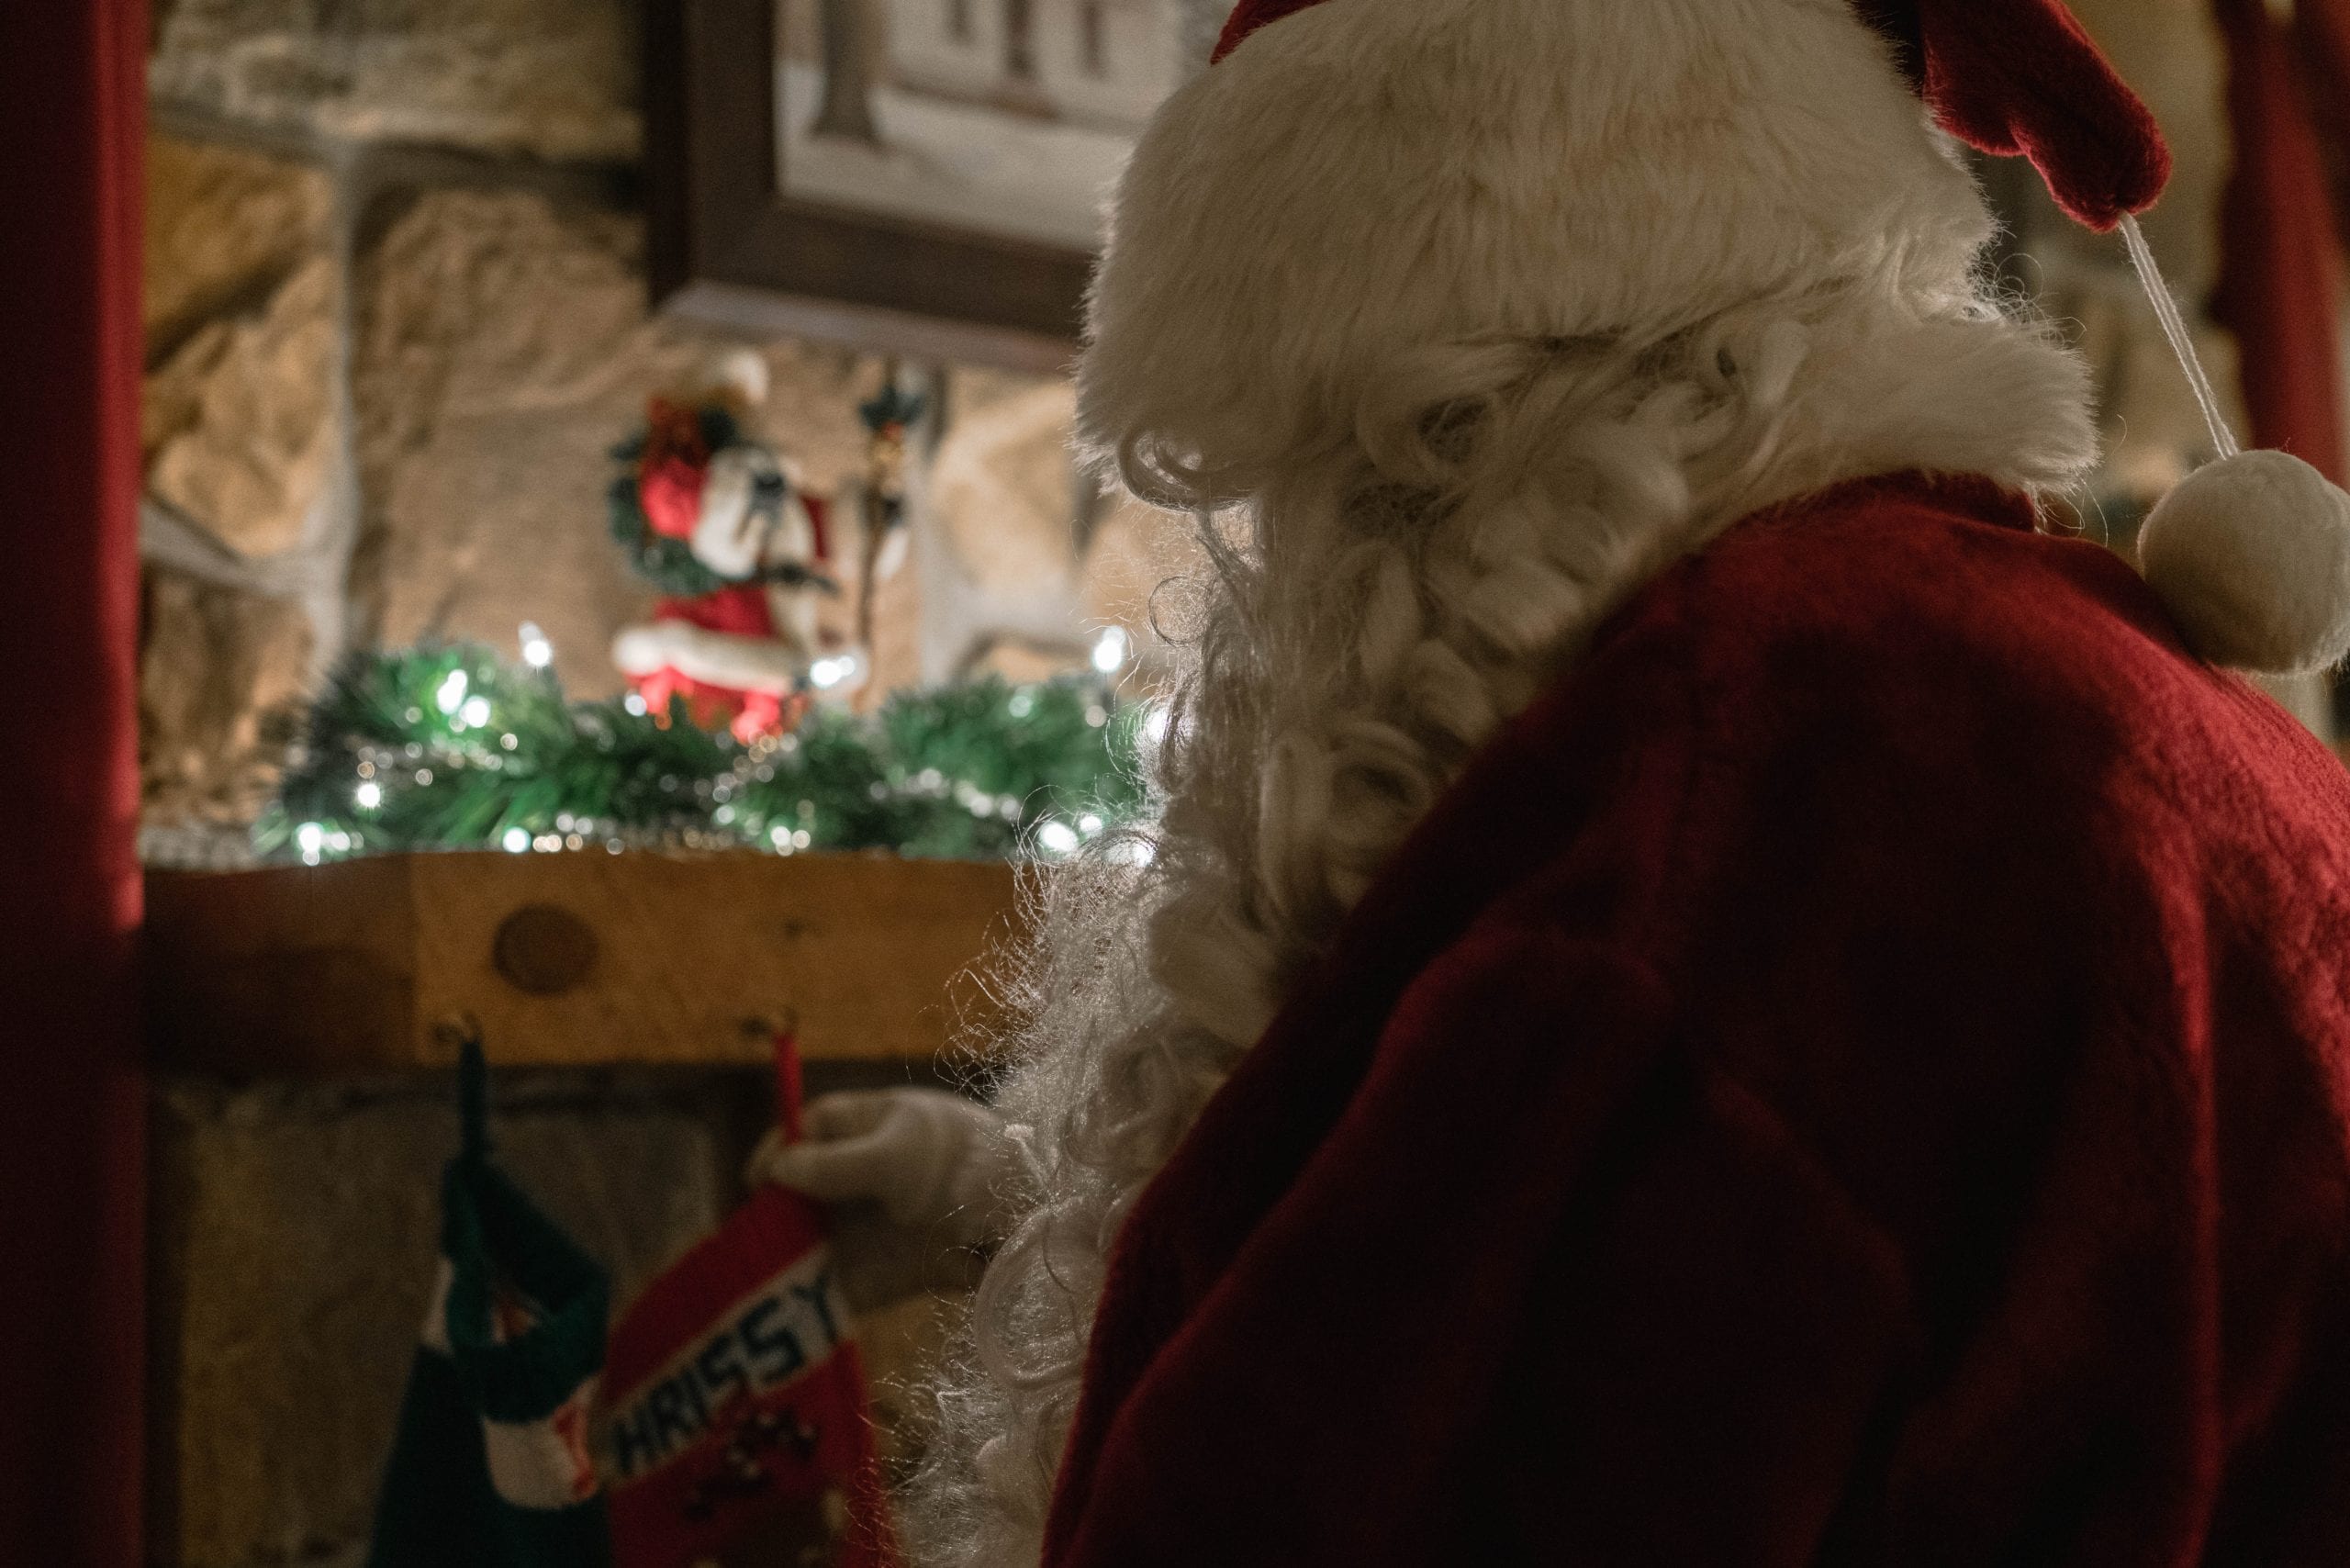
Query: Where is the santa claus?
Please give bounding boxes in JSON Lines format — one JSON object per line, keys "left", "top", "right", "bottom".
{"left": 760, "top": 2, "right": 2350, "bottom": 1563}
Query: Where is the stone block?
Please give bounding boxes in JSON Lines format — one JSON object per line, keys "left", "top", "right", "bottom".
{"left": 140, "top": 568, "right": 317, "bottom": 828}
{"left": 921, "top": 364, "right": 1199, "bottom": 685}
{"left": 351, "top": 188, "right": 891, "bottom": 700}
{"left": 145, "top": 132, "right": 334, "bottom": 358}
{"left": 151, "top": 0, "right": 643, "bottom": 162}
{"left": 146, "top": 255, "right": 340, "bottom": 559}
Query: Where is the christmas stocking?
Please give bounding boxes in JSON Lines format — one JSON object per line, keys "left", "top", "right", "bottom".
{"left": 602, "top": 1030, "right": 899, "bottom": 1568}
{"left": 368, "top": 1037, "right": 611, "bottom": 1568}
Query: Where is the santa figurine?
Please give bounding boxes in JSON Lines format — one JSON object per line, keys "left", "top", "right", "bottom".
{"left": 755, "top": 2, "right": 2350, "bottom": 1564}
{"left": 610, "top": 352, "right": 866, "bottom": 742}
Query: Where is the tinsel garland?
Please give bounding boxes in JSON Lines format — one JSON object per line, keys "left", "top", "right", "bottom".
{"left": 259, "top": 644, "right": 1148, "bottom": 864}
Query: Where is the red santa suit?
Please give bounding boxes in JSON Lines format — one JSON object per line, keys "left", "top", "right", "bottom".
{"left": 761, "top": 5, "right": 2350, "bottom": 1563}
{"left": 1046, "top": 472, "right": 2350, "bottom": 1566}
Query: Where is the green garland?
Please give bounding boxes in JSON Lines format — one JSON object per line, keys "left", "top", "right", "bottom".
{"left": 258, "top": 644, "right": 1148, "bottom": 865}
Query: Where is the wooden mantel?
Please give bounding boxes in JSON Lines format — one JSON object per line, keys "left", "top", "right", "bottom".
{"left": 144, "top": 852, "right": 1028, "bottom": 1075}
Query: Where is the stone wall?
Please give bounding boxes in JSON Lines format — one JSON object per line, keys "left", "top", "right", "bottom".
{"left": 142, "top": 0, "right": 1189, "bottom": 853}
{"left": 147, "top": 1059, "right": 967, "bottom": 1568}
{"left": 142, "top": 6, "right": 1178, "bottom": 1563}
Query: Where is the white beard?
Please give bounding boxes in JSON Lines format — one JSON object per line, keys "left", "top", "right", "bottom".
{"left": 894, "top": 280, "right": 2103, "bottom": 1566}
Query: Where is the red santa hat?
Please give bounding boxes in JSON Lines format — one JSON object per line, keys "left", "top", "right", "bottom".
{"left": 1214, "top": 0, "right": 2171, "bottom": 231}
{"left": 1090, "top": 0, "right": 2350, "bottom": 677}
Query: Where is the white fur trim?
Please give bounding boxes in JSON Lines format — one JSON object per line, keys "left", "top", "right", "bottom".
{"left": 610, "top": 622, "right": 810, "bottom": 694}
{"left": 2139, "top": 451, "right": 2350, "bottom": 675}
{"left": 482, "top": 1377, "right": 601, "bottom": 1510}
{"left": 1081, "top": 0, "right": 1989, "bottom": 492}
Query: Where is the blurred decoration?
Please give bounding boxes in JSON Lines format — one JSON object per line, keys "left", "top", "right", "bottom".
{"left": 2210, "top": 0, "right": 2344, "bottom": 486}
{"left": 854, "top": 374, "right": 925, "bottom": 656}
{"left": 608, "top": 353, "right": 856, "bottom": 742}
{"left": 259, "top": 640, "right": 1147, "bottom": 865}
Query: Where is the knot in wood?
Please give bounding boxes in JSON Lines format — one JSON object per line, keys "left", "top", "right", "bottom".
{"left": 492, "top": 904, "right": 600, "bottom": 996}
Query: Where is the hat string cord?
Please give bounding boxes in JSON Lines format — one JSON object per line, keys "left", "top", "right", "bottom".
{"left": 2120, "top": 213, "right": 2243, "bottom": 463}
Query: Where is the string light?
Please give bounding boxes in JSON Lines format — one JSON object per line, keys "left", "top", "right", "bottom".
{"left": 263, "top": 646, "right": 1144, "bottom": 864}
{"left": 519, "top": 622, "right": 554, "bottom": 669}
{"left": 809, "top": 653, "right": 865, "bottom": 691}
{"left": 1092, "top": 626, "right": 1132, "bottom": 674}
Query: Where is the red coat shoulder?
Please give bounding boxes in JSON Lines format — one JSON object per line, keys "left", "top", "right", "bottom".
{"left": 1047, "top": 473, "right": 2350, "bottom": 1568}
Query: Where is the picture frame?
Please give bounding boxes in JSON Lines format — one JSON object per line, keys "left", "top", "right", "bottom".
{"left": 649, "top": 0, "right": 1175, "bottom": 373}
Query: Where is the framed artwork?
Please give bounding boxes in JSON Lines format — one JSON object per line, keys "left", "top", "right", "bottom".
{"left": 648, "top": 0, "right": 1208, "bottom": 371}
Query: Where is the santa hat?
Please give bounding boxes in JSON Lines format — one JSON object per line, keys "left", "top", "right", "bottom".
{"left": 1091, "top": 0, "right": 2350, "bottom": 677}
{"left": 1214, "top": 0, "right": 2171, "bottom": 230}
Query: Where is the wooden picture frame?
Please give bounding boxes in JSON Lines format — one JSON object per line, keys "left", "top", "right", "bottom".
{"left": 646, "top": 0, "right": 1099, "bottom": 373}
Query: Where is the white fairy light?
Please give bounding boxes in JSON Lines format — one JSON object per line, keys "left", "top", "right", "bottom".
{"left": 1144, "top": 704, "right": 1172, "bottom": 745}
{"left": 809, "top": 652, "right": 865, "bottom": 691}
{"left": 623, "top": 692, "right": 649, "bottom": 717}
{"left": 519, "top": 622, "right": 554, "bottom": 669}
{"left": 354, "top": 780, "right": 384, "bottom": 811}
{"left": 460, "top": 696, "right": 492, "bottom": 729}
{"left": 435, "top": 669, "right": 469, "bottom": 716}
{"left": 502, "top": 827, "right": 531, "bottom": 854}
{"left": 1106, "top": 837, "right": 1158, "bottom": 868}
{"left": 1091, "top": 626, "right": 1132, "bottom": 674}
{"left": 296, "top": 823, "right": 327, "bottom": 866}
{"left": 1079, "top": 813, "right": 1105, "bottom": 836}
{"left": 1037, "top": 820, "right": 1081, "bottom": 857}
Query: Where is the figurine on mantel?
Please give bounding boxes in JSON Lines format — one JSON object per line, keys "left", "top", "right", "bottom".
{"left": 609, "top": 352, "right": 869, "bottom": 743}
{"left": 753, "top": 3, "right": 2350, "bottom": 1566}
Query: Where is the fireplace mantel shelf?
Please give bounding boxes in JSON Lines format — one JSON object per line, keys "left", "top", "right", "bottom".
{"left": 144, "top": 851, "right": 1026, "bottom": 1076}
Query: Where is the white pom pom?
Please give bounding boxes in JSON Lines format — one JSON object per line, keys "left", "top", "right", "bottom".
{"left": 2137, "top": 449, "right": 2350, "bottom": 675}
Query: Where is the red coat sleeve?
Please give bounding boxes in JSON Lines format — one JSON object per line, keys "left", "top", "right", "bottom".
{"left": 1047, "top": 926, "right": 1915, "bottom": 1568}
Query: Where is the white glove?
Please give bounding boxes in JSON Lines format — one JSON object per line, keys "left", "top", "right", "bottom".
{"left": 748, "top": 1088, "right": 1015, "bottom": 1308}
